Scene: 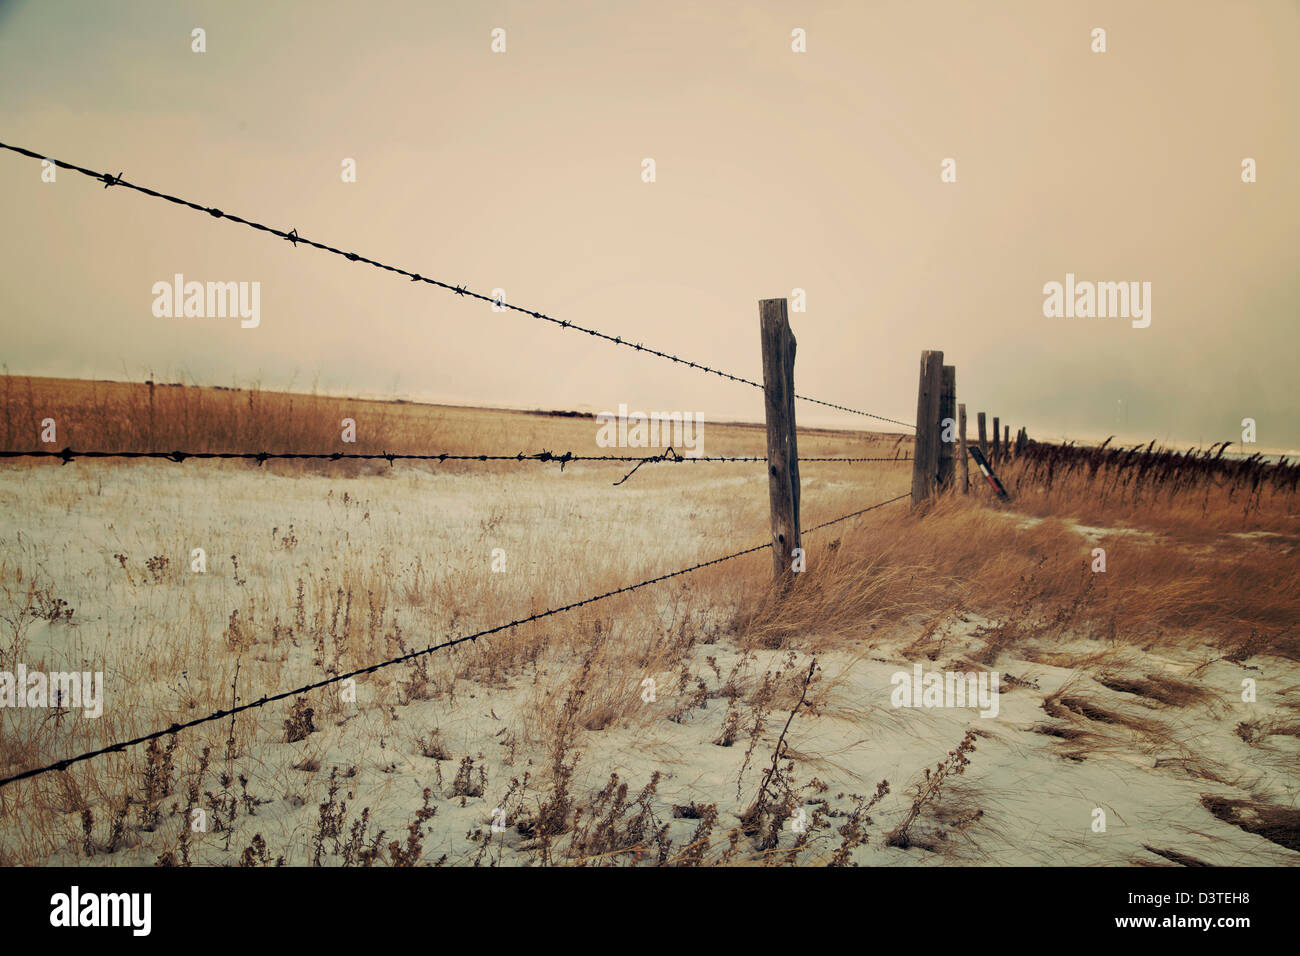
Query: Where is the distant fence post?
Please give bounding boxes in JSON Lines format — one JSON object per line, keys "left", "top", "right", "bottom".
{"left": 937, "top": 365, "right": 956, "bottom": 490}
{"left": 977, "top": 411, "right": 988, "bottom": 457}
{"left": 992, "top": 416, "right": 1001, "bottom": 462}
{"left": 759, "top": 298, "right": 801, "bottom": 583}
{"left": 910, "top": 350, "right": 943, "bottom": 507}
{"left": 958, "top": 403, "right": 970, "bottom": 494}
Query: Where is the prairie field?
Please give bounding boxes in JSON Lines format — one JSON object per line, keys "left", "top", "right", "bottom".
{"left": 0, "top": 376, "right": 1297, "bottom": 867}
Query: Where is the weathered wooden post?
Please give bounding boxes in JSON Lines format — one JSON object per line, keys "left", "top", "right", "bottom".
{"left": 910, "top": 350, "right": 943, "bottom": 507}
{"left": 977, "top": 411, "right": 988, "bottom": 457}
{"left": 760, "top": 298, "right": 800, "bottom": 582}
{"left": 958, "top": 403, "right": 970, "bottom": 493}
{"left": 937, "top": 365, "right": 956, "bottom": 490}
{"left": 1004, "top": 425, "right": 1010, "bottom": 459}
{"left": 992, "top": 416, "right": 1001, "bottom": 462}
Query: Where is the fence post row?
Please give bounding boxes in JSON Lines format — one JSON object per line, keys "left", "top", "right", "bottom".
{"left": 910, "top": 350, "right": 943, "bottom": 507}
{"left": 759, "top": 298, "right": 801, "bottom": 583}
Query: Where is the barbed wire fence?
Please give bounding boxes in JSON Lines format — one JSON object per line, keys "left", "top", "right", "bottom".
{"left": 0, "top": 140, "right": 917, "bottom": 789}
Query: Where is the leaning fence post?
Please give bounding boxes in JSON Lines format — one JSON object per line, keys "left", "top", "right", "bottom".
{"left": 937, "top": 365, "right": 956, "bottom": 490}
{"left": 978, "top": 411, "right": 988, "bottom": 457}
{"left": 910, "top": 350, "right": 943, "bottom": 507}
{"left": 958, "top": 403, "right": 970, "bottom": 493}
{"left": 760, "top": 298, "right": 800, "bottom": 583}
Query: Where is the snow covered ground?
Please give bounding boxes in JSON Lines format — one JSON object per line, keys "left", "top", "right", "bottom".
{"left": 0, "top": 457, "right": 1296, "bottom": 866}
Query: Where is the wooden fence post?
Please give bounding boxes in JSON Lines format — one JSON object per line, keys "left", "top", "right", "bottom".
{"left": 937, "top": 365, "right": 956, "bottom": 490}
{"left": 977, "top": 411, "right": 988, "bottom": 457}
{"left": 992, "top": 416, "right": 1001, "bottom": 462}
{"left": 760, "top": 298, "right": 800, "bottom": 582}
{"left": 910, "top": 350, "right": 943, "bottom": 507}
{"left": 1004, "top": 425, "right": 1010, "bottom": 459}
{"left": 958, "top": 403, "right": 970, "bottom": 493}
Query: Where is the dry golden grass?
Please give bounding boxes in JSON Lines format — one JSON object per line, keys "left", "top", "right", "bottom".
{"left": 0, "top": 373, "right": 907, "bottom": 462}
{"left": 1000, "top": 439, "right": 1300, "bottom": 535}
{"left": 740, "top": 490, "right": 1299, "bottom": 662}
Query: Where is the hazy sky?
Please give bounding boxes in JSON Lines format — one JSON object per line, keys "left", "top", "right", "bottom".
{"left": 1, "top": 0, "right": 1296, "bottom": 449}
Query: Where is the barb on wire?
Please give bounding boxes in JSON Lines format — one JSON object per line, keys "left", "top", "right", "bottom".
{"left": 0, "top": 491, "right": 909, "bottom": 789}
{"left": 0, "top": 140, "right": 913, "bottom": 430}
{"left": 613, "top": 446, "right": 682, "bottom": 485}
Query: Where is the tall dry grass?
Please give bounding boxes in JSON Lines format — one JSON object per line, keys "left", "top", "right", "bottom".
{"left": 738, "top": 449, "right": 1299, "bottom": 662}
{"left": 0, "top": 374, "right": 905, "bottom": 465}
{"left": 1, "top": 374, "right": 484, "bottom": 456}
{"left": 999, "top": 438, "right": 1300, "bottom": 534}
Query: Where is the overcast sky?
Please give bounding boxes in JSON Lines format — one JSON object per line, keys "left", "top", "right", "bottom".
{"left": 1, "top": 0, "right": 1296, "bottom": 450}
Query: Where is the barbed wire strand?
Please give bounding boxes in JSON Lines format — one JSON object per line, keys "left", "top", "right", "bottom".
{"left": 0, "top": 140, "right": 914, "bottom": 430}
{"left": 804, "top": 492, "right": 911, "bottom": 533}
{"left": 0, "top": 491, "right": 909, "bottom": 789}
{"left": 0, "top": 446, "right": 910, "bottom": 486}
{"left": 0, "top": 448, "right": 911, "bottom": 465}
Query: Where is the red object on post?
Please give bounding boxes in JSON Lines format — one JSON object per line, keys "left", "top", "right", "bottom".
{"left": 967, "top": 446, "right": 1010, "bottom": 500}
